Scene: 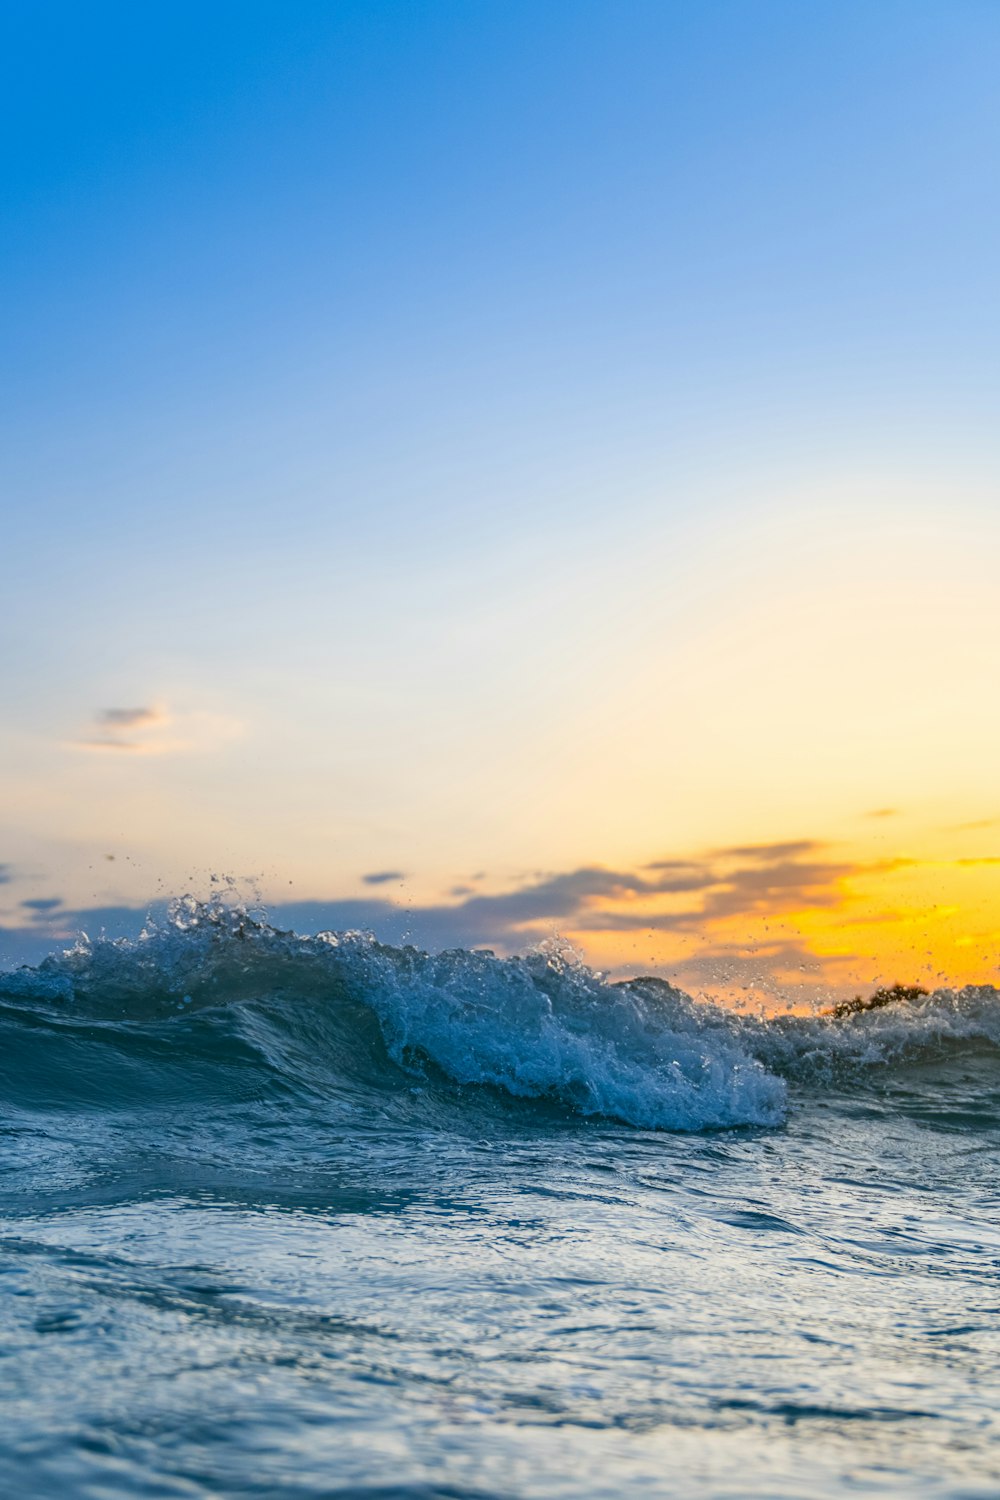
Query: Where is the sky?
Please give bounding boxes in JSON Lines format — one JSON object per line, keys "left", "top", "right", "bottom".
{"left": 3, "top": 1, "right": 1000, "bottom": 1001}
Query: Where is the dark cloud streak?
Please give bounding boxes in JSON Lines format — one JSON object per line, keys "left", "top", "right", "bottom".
{"left": 99, "top": 707, "right": 161, "bottom": 728}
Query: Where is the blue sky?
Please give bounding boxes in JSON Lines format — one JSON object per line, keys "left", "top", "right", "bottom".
{"left": 3, "top": 2, "right": 1000, "bottom": 991}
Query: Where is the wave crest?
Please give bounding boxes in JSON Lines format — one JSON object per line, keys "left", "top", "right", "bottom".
{"left": 1, "top": 897, "right": 997, "bottom": 1131}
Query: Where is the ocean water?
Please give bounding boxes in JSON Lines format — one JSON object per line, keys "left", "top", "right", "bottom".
{"left": 0, "top": 900, "right": 998, "bottom": 1499}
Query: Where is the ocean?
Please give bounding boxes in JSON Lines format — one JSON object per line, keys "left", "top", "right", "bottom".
{"left": 0, "top": 898, "right": 997, "bottom": 1498}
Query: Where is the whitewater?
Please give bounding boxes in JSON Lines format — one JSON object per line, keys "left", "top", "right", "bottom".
{"left": 0, "top": 897, "right": 997, "bottom": 1498}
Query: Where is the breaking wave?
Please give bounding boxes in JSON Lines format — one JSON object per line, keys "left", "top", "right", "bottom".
{"left": 0, "top": 898, "right": 997, "bottom": 1132}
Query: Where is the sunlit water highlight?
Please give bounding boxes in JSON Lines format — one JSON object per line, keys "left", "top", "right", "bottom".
{"left": 0, "top": 900, "right": 997, "bottom": 1497}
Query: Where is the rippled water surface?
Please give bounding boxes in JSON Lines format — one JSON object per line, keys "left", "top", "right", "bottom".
{"left": 0, "top": 903, "right": 998, "bottom": 1497}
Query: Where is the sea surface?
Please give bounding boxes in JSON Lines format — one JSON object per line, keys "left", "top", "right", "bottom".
{"left": 0, "top": 899, "right": 998, "bottom": 1498}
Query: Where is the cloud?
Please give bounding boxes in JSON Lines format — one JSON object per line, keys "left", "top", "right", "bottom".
{"left": 72, "top": 704, "right": 242, "bottom": 756}
{"left": 0, "top": 865, "right": 11, "bottom": 886}
{"left": 265, "top": 851, "right": 859, "bottom": 953}
{"left": 696, "top": 857, "right": 856, "bottom": 920}
{"left": 444, "top": 864, "right": 718, "bottom": 929}
{"left": 362, "top": 871, "right": 406, "bottom": 885}
{"left": 98, "top": 707, "right": 164, "bottom": 729}
{"left": 544, "top": 859, "right": 853, "bottom": 933}
{"left": 21, "top": 897, "right": 63, "bottom": 913}
{"left": 441, "top": 845, "right": 913, "bottom": 943}
{"left": 663, "top": 939, "right": 859, "bottom": 997}
{"left": 713, "top": 840, "right": 823, "bottom": 861}
{"left": 74, "top": 704, "right": 170, "bottom": 753}
{"left": 865, "top": 808, "right": 898, "bottom": 819}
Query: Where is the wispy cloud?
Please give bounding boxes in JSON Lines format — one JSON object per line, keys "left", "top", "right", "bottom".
{"left": 713, "top": 839, "right": 823, "bottom": 861}
{"left": 72, "top": 705, "right": 242, "bottom": 756}
{"left": 696, "top": 856, "right": 856, "bottom": 920}
{"left": 362, "top": 871, "right": 406, "bottom": 885}
{"left": 98, "top": 707, "right": 163, "bottom": 730}
{"left": 312, "top": 847, "right": 866, "bottom": 949}
{"left": 75, "top": 704, "right": 170, "bottom": 753}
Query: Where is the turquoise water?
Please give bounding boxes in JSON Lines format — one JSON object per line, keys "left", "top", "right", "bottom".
{"left": 0, "top": 901, "right": 998, "bottom": 1498}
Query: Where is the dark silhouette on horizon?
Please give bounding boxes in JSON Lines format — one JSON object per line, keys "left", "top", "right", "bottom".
{"left": 831, "top": 982, "right": 929, "bottom": 1019}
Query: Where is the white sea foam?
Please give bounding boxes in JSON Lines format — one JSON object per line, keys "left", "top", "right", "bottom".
{"left": 326, "top": 935, "right": 788, "bottom": 1131}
